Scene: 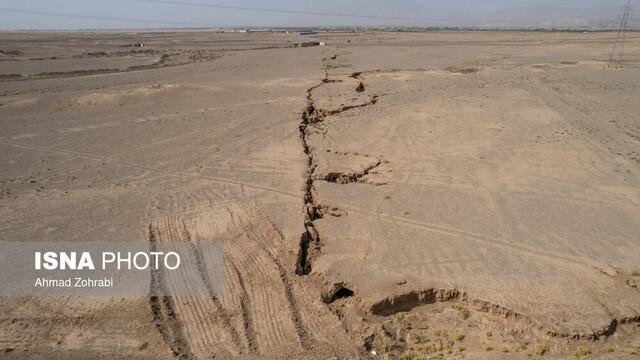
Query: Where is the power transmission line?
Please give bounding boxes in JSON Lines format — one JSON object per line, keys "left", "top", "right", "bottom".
{"left": 609, "top": 0, "right": 632, "bottom": 68}
{"left": 0, "top": 7, "right": 220, "bottom": 28}
{"left": 136, "top": 0, "right": 468, "bottom": 23}
{"left": 138, "top": 0, "right": 434, "bottom": 22}
{"left": 137, "top": 0, "right": 628, "bottom": 25}
{"left": 2, "top": 3, "right": 638, "bottom": 29}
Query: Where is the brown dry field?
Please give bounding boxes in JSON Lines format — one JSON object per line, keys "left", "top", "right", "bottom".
{"left": 1, "top": 30, "right": 640, "bottom": 359}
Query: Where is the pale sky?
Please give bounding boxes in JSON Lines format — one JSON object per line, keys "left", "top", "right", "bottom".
{"left": 0, "top": 0, "right": 632, "bottom": 29}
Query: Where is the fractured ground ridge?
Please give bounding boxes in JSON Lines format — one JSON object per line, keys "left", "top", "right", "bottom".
{"left": 296, "top": 70, "right": 381, "bottom": 276}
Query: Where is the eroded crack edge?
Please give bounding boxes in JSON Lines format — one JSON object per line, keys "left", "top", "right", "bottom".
{"left": 368, "top": 288, "right": 640, "bottom": 341}
{"left": 295, "top": 78, "right": 324, "bottom": 276}
{"left": 316, "top": 159, "right": 382, "bottom": 184}
{"left": 295, "top": 71, "right": 380, "bottom": 276}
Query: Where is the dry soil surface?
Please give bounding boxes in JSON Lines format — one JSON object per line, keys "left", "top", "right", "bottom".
{"left": 1, "top": 30, "right": 639, "bottom": 359}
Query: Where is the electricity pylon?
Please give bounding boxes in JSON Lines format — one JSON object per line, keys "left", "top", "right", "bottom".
{"left": 609, "top": 0, "right": 632, "bottom": 68}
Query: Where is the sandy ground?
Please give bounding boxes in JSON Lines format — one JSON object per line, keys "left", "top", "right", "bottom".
{"left": 0, "top": 30, "right": 639, "bottom": 359}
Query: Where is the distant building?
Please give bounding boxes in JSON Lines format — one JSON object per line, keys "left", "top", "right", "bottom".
{"left": 297, "top": 41, "right": 326, "bottom": 48}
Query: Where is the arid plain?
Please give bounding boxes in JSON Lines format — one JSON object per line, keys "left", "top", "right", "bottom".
{"left": 1, "top": 30, "right": 640, "bottom": 359}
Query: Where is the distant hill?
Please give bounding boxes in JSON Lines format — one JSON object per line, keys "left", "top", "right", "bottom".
{"left": 273, "top": 0, "right": 639, "bottom": 29}
{"left": 481, "top": 4, "right": 639, "bottom": 29}
{"left": 280, "top": 0, "right": 639, "bottom": 29}
{"left": 0, "top": 0, "right": 638, "bottom": 30}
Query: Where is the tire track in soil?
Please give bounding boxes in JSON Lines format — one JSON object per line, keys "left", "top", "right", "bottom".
{"left": 230, "top": 262, "right": 258, "bottom": 352}
{"left": 149, "top": 217, "right": 243, "bottom": 358}
{"left": 0, "top": 140, "right": 300, "bottom": 200}
{"left": 184, "top": 222, "right": 246, "bottom": 352}
{"left": 148, "top": 202, "right": 313, "bottom": 358}
{"left": 242, "top": 219, "right": 312, "bottom": 348}
{"left": 148, "top": 224, "right": 196, "bottom": 360}
{"left": 221, "top": 204, "right": 304, "bottom": 350}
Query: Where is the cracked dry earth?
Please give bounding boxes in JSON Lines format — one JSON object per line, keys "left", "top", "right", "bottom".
{"left": 1, "top": 31, "right": 640, "bottom": 359}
